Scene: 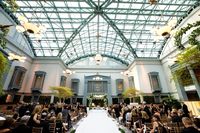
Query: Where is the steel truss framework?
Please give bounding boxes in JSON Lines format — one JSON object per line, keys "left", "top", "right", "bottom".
{"left": 1, "top": 0, "right": 199, "bottom": 65}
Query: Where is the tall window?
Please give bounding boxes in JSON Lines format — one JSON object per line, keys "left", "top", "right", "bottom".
{"left": 116, "top": 79, "right": 124, "bottom": 94}
{"left": 128, "top": 76, "right": 135, "bottom": 88}
{"left": 71, "top": 79, "right": 79, "bottom": 94}
{"left": 60, "top": 76, "right": 67, "bottom": 86}
{"left": 8, "top": 66, "right": 26, "bottom": 91}
{"left": 32, "top": 71, "right": 46, "bottom": 92}
{"left": 148, "top": 72, "right": 162, "bottom": 92}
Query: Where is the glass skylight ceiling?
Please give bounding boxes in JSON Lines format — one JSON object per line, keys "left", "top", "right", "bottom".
{"left": 3, "top": 0, "right": 199, "bottom": 65}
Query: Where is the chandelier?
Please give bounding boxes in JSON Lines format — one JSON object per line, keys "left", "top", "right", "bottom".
{"left": 151, "top": 18, "right": 177, "bottom": 41}
{"left": 8, "top": 53, "right": 26, "bottom": 62}
{"left": 16, "top": 16, "right": 46, "bottom": 40}
{"left": 149, "top": 0, "right": 157, "bottom": 5}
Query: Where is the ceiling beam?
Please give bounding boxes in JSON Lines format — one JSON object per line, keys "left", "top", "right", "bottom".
{"left": 101, "top": 12, "right": 138, "bottom": 58}
{"left": 65, "top": 53, "right": 129, "bottom": 66}
{"left": 58, "top": 13, "right": 96, "bottom": 57}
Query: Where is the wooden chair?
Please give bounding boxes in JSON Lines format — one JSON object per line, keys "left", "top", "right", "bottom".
{"left": 167, "top": 123, "right": 178, "bottom": 133}
{"left": 49, "top": 123, "right": 56, "bottom": 133}
{"left": 32, "top": 127, "right": 43, "bottom": 133}
{"left": 145, "top": 123, "right": 153, "bottom": 133}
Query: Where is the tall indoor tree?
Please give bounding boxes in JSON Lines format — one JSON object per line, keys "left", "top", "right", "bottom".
{"left": 50, "top": 86, "right": 73, "bottom": 103}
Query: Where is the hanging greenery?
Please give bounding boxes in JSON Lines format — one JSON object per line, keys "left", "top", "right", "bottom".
{"left": 176, "top": 46, "right": 200, "bottom": 65}
{"left": 0, "top": 52, "right": 8, "bottom": 95}
{"left": 188, "top": 27, "right": 200, "bottom": 47}
{"left": 174, "top": 21, "right": 200, "bottom": 49}
{"left": 172, "top": 46, "right": 200, "bottom": 86}
{"left": 1, "top": 0, "right": 19, "bottom": 12}
{"left": 0, "top": 26, "right": 9, "bottom": 49}
{"left": 50, "top": 86, "right": 73, "bottom": 103}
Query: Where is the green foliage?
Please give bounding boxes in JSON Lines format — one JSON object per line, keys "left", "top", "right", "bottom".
{"left": 189, "top": 27, "right": 200, "bottom": 47}
{"left": 88, "top": 94, "right": 93, "bottom": 109}
{"left": 70, "top": 129, "right": 76, "bottom": 133}
{"left": 5, "top": 0, "right": 19, "bottom": 12}
{"left": 176, "top": 46, "right": 200, "bottom": 65}
{"left": 50, "top": 86, "right": 73, "bottom": 102}
{"left": 119, "top": 128, "right": 125, "bottom": 133}
{"left": 174, "top": 21, "right": 200, "bottom": 49}
{"left": 172, "top": 46, "right": 200, "bottom": 86}
{"left": 122, "top": 87, "right": 139, "bottom": 98}
{"left": 0, "top": 52, "right": 8, "bottom": 95}
{"left": 0, "top": 26, "right": 9, "bottom": 49}
{"left": 162, "top": 95, "right": 181, "bottom": 109}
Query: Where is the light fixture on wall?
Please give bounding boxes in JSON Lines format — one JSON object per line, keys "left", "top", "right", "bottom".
{"left": 93, "top": 76, "right": 103, "bottom": 81}
{"left": 121, "top": 70, "right": 131, "bottom": 76}
{"left": 8, "top": 53, "right": 26, "bottom": 62}
{"left": 151, "top": 17, "right": 177, "bottom": 41}
{"left": 16, "top": 16, "right": 46, "bottom": 40}
{"left": 63, "top": 69, "right": 75, "bottom": 75}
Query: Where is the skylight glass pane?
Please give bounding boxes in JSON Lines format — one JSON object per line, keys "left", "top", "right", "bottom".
{"left": 13, "top": 0, "right": 197, "bottom": 65}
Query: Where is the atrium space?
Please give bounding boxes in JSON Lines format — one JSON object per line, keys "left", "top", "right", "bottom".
{"left": 0, "top": 0, "right": 200, "bottom": 133}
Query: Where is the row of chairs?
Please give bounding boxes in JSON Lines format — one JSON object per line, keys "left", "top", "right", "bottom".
{"left": 145, "top": 122, "right": 184, "bottom": 133}
{"left": 32, "top": 123, "right": 61, "bottom": 133}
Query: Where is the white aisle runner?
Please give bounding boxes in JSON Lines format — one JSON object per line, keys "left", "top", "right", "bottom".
{"left": 75, "top": 109, "right": 120, "bottom": 133}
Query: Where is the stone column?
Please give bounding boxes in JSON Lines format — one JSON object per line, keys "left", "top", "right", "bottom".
{"left": 50, "top": 95, "right": 54, "bottom": 103}
{"left": 173, "top": 74, "right": 188, "bottom": 100}
{"left": 139, "top": 95, "right": 144, "bottom": 103}
{"left": 187, "top": 66, "right": 200, "bottom": 98}
{"left": 20, "top": 94, "right": 25, "bottom": 102}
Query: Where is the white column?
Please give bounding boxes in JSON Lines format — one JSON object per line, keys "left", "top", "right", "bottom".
{"left": 50, "top": 95, "right": 54, "bottom": 103}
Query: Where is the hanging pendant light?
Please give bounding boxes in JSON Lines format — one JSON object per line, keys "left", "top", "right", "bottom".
{"left": 94, "top": 0, "right": 102, "bottom": 65}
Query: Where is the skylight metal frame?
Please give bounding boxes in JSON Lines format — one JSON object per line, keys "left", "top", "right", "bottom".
{"left": 1, "top": 0, "right": 199, "bottom": 65}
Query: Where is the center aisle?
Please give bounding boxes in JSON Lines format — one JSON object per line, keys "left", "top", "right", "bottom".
{"left": 75, "top": 109, "right": 120, "bottom": 133}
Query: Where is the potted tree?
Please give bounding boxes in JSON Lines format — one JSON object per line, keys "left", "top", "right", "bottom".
{"left": 122, "top": 88, "right": 140, "bottom": 103}
{"left": 50, "top": 86, "right": 73, "bottom": 103}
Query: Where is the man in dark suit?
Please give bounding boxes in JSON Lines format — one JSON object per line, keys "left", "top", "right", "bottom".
{"left": 182, "top": 117, "right": 199, "bottom": 133}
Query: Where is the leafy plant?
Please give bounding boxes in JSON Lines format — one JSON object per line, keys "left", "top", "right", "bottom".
{"left": 174, "top": 21, "right": 200, "bottom": 49}
{"left": 0, "top": 26, "right": 9, "bottom": 49}
{"left": 5, "top": 0, "right": 19, "bottom": 12}
{"left": 50, "top": 86, "right": 73, "bottom": 103}
{"left": 70, "top": 129, "right": 76, "bottom": 133}
{"left": 188, "top": 27, "right": 200, "bottom": 47}
{"left": 0, "top": 52, "right": 8, "bottom": 95}
{"left": 119, "top": 128, "right": 125, "bottom": 133}
{"left": 162, "top": 95, "right": 181, "bottom": 109}
{"left": 122, "top": 87, "right": 140, "bottom": 102}
{"left": 171, "top": 46, "right": 200, "bottom": 86}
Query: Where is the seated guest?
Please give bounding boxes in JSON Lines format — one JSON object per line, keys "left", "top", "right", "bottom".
{"left": 56, "top": 112, "right": 67, "bottom": 132}
{"left": 193, "top": 118, "right": 200, "bottom": 130}
{"left": 171, "top": 111, "right": 181, "bottom": 123}
{"left": 27, "top": 105, "right": 41, "bottom": 127}
{"left": 182, "top": 117, "right": 199, "bottom": 133}
{"left": 40, "top": 112, "right": 49, "bottom": 133}
{"left": 12, "top": 117, "right": 31, "bottom": 133}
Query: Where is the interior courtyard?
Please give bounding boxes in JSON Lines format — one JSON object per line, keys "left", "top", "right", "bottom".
{"left": 0, "top": 0, "right": 199, "bottom": 133}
